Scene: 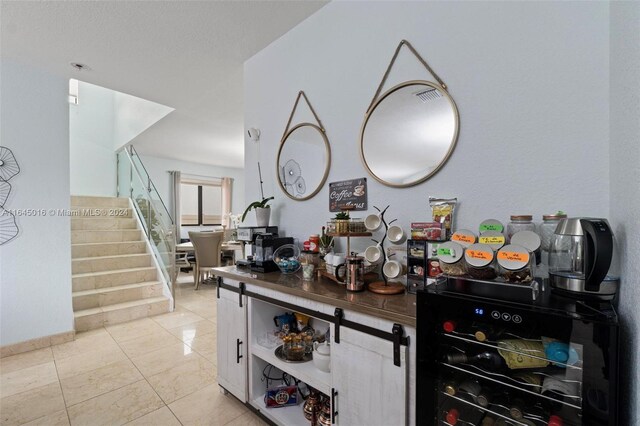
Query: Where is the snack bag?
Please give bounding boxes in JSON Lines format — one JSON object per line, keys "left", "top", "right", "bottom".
{"left": 429, "top": 197, "right": 458, "bottom": 239}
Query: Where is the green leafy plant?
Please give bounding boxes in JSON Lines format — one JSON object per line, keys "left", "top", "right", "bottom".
{"left": 241, "top": 196, "right": 274, "bottom": 222}
{"left": 334, "top": 211, "right": 350, "bottom": 220}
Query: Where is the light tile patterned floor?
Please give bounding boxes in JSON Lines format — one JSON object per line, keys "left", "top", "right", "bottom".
{"left": 0, "top": 274, "right": 266, "bottom": 426}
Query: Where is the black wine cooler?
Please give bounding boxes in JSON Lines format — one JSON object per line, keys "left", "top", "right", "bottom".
{"left": 416, "top": 280, "right": 619, "bottom": 425}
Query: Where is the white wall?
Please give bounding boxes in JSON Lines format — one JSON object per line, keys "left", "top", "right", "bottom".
{"left": 70, "top": 81, "right": 173, "bottom": 197}
{"left": 113, "top": 90, "right": 173, "bottom": 151}
{"left": 244, "top": 1, "right": 610, "bottom": 254}
{"left": 0, "top": 60, "right": 74, "bottom": 345}
{"left": 70, "top": 82, "right": 117, "bottom": 196}
{"left": 610, "top": 2, "right": 640, "bottom": 423}
{"left": 137, "top": 155, "right": 245, "bottom": 239}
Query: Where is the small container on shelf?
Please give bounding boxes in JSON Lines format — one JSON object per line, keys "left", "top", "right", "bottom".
{"left": 348, "top": 218, "right": 366, "bottom": 233}
{"left": 437, "top": 241, "right": 466, "bottom": 276}
{"left": 506, "top": 215, "right": 536, "bottom": 241}
{"left": 539, "top": 212, "right": 567, "bottom": 259}
{"left": 451, "top": 229, "right": 477, "bottom": 247}
{"left": 510, "top": 230, "right": 542, "bottom": 265}
{"left": 464, "top": 243, "right": 497, "bottom": 280}
{"left": 497, "top": 244, "right": 534, "bottom": 283}
{"left": 478, "top": 230, "right": 506, "bottom": 251}
{"left": 479, "top": 219, "right": 504, "bottom": 233}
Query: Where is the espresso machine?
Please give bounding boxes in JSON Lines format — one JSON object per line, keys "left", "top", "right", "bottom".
{"left": 236, "top": 226, "right": 278, "bottom": 266}
{"left": 252, "top": 234, "right": 294, "bottom": 273}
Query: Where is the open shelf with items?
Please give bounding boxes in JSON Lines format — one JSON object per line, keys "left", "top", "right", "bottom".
{"left": 248, "top": 356, "right": 309, "bottom": 426}
{"left": 248, "top": 296, "right": 333, "bottom": 421}
{"left": 251, "top": 343, "right": 331, "bottom": 396}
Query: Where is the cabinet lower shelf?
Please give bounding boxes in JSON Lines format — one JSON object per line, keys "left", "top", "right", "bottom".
{"left": 251, "top": 396, "right": 308, "bottom": 426}
{"left": 251, "top": 343, "right": 332, "bottom": 396}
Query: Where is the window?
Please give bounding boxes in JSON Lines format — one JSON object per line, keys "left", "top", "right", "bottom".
{"left": 180, "top": 180, "right": 223, "bottom": 226}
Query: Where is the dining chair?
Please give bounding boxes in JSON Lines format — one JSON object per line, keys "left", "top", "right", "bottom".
{"left": 188, "top": 231, "right": 224, "bottom": 290}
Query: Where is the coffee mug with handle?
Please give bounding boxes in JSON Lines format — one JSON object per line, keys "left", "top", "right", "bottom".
{"left": 386, "top": 225, "right": 406, "bottom": 245}
{"left": 383, "top": 260, "right": 407, "bottom": 279}
{"left": 364, "top": 214, "right": 382, "bottom": 232}
{"left": 364, "top": 244, "right": 383, "bottom": 264}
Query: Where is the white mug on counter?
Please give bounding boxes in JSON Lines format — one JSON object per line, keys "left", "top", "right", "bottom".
{"left": 386, "top": 225, "right": 406, "bottom": 245}
{"left": 383, "top": 260, "right": 407, "bottom": 279}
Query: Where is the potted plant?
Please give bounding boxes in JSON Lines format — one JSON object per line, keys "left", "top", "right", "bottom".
{"left": 334, "top": 211, "right": 350, "bottom": 234}
{"left": 241, "top": 196, "right": 274, "bottom": 227}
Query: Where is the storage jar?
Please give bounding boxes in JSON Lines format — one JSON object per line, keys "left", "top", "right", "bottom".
{"left": 497, "top": 244, "right": 534, "bottom": 283}
{"left": 506, "top": 215, "right": 535, "bottom": 241}
{"left": 464, "top": 243, "right": 497, "bottom": 280}
{"left": 437, "top": 241, "right": 466, "bottom": 276}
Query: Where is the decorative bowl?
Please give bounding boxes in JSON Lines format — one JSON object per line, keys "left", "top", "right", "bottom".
{"left": 273, "top": 244, "right": 302, "bottom": 274}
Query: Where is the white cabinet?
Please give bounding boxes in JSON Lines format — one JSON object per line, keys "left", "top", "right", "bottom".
{"left": 216, "top": 287, "right": 248, "bottom": 402}
{"left": 331, "top": 327, "right": 408, "bottom": 426}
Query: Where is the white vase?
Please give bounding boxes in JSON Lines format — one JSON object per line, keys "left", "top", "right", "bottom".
{"left": 255, "top": 207, "right": 271, "bottom": 227}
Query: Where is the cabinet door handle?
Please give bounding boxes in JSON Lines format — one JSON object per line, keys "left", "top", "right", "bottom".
{"left": 331, "top": 388, "right": 338, "bottom": 424}
{"left": 236, "top": 338, "right": 243, "bottom": 363}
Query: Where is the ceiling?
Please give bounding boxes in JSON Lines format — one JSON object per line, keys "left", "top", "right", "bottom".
{"left": 0, "top": 1, "right": 328, "bottom": 168}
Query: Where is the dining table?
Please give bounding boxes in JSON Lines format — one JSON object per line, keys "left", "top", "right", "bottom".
{"left": 176, "top": 240, "right": 244, "bottom": 262}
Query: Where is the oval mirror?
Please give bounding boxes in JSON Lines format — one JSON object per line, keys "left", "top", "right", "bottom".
{"left": 277, "top": 123, "right": 331, "bottom": 201}
{"left": 360, "top": 80, "right": 459, "bottom": 187}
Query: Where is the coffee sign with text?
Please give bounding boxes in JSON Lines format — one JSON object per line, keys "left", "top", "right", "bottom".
{"left": 329, "top": 178, "right": 367, "bottom": 212}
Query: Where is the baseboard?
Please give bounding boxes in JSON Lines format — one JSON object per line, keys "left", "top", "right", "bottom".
{"left": 1, "top": 330, "right": 75, "bottom": 358}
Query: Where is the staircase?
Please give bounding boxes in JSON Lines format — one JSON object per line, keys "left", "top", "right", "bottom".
{"left": 71, "top": 195, "right": 170, "bottom": 331}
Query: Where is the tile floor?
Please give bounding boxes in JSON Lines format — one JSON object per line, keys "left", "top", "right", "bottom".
{"left": 0, "top": 273, "right": 266, "bottom": 426}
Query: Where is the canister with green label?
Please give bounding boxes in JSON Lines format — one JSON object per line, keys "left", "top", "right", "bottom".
{"left": 437, "top": 241, "right": 466, "bottom": 276}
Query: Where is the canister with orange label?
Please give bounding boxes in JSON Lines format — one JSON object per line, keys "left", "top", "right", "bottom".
{"left": 451, "top": 229, "right": 477, "bottom": 248}
{"left": 464, "top": 243, "right": 497, "bottom": 280}
{"left": 496, "top": 244, "right": 534, "bottom": 283}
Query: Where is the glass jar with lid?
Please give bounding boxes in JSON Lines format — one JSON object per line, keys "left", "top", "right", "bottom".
{"left": 539, "top": 212, "right": 568, "bottom": 259}
{"left": 506, "top": 215, "right": 536, "bottom": 241}
{"left": 497, "top": 244, "right": 534, "bottom": 283}
{"left": 464, "top": 243, "right": 497, "bottom": 280}
{"left": 511, "top": 230, "right": 541, "bottom": 265}
{"left": 437, "top": 241, "right": 466, "bottom": 276}
{"left": 478, "top": 230, "right": 506, "bottom": 251}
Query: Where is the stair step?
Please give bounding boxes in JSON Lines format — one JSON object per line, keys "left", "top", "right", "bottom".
{"left": 71, "top": 196, "right": 130, "bottom": 208}
{"left": 71, "top": 217, "right": 137, "bottom": 231}
{"left": 72, "top": 241, "right": 147, "bottom": 258}
{"left": 72, "top": 253, "right": 152, "bottom": 274}
{"left": 72, "top": 267, "right": 158, "bottom": 291}
{"left": 74, "top": 297, "right": 170, "bottom": 331}
{"left": 68, "top": 207, "right": 133, "bottom": 218}
{"left": 71, "top": 229, "right": 142, "bottom": 244}
{"left": 72, "top": 281, "right": 164, "bottom": 311}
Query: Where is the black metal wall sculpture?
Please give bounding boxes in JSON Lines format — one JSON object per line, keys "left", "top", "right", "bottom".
{"left": 0, "top": 146, "right": 20, "bottom": 245}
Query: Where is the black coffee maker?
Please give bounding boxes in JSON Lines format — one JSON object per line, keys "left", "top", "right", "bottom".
{"left": 251, "top": 234, "right": 294, "bottom": 273}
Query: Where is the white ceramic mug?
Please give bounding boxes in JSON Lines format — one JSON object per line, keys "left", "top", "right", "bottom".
{"left": 324, "top": 253, "right": 335, "bottom": 266}
{"left": 387, "top": 225, "right": 406, "bottom": 245}
{"left": 332, "top": 253, "right": 345, "bottom": 265}
{"left": 364, "top": 245, "right": 383, "bottom": 264}
{"left": 383, "top": 260, "right": 407, "bottom": 279}
{"left": 364, "top": 214, "right": 382, "bottom": 231}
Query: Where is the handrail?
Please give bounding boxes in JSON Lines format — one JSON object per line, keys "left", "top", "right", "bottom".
{"left": 127, "top": 145, "right": 173, "bottom": 223}
{"left": 117, "top": 146, "right": 176, "bottom": 309}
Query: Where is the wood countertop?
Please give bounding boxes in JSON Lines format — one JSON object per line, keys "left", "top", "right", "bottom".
{"left": 212, "top": 266, "right": 417, "bottom": 327}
